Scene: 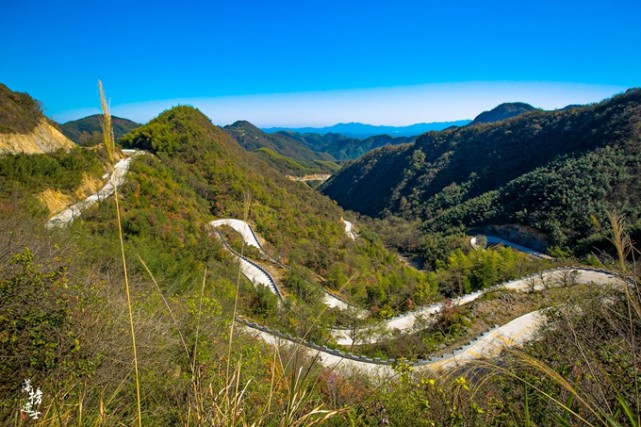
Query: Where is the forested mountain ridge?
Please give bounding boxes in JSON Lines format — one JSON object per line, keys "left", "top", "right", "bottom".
{"left": 61, "top": 114, "right": 140, "bottom": 146}
{"left": 226, "top": 119, "right": 417, "bottom": 164}
{"left": 470, "top": 102, "right": 538, "bottom": 125}
{"left": 223, "top": 120, "right": 339, "bottom": 175}
{"left": 322, "top": 89, "right": 641, "bottom": 249}
{"left": 281, "top": 130, "right": 416, "bottom": 160}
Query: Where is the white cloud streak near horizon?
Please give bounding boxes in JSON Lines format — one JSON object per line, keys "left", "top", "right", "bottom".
{"left": 52, "top": 81, "right": 626, "bottom": 127}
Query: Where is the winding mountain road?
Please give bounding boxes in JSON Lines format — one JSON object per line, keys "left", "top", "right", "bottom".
{"left": 46, "top": 152, "right": 625, "bottom": 376}
{"left": 209, "top": 219, "right": 368, "bottom": 317}
{"left": 207, "top": 219, "right": 623, "bottom": 373}
{"left": 210, "top": 219, "right": 263, "bottom": 250}
{"left": 46, "top": 157, "right": 134, "bottom": 228}
{"left": 246, "top": 309, "right": 548, "bottom": 377}
{"left": 331, "top": 268, "right": 620, "bottom": 345}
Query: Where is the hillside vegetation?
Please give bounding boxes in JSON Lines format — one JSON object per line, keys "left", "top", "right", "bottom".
{"left": 1, "top": 102, "right": 432, "bottom": 423}
{"left": 322, "top": 89, "right": 641, "bottom": 252}
{"left": 118, "top": 106, "right": 429, "bottom": 309}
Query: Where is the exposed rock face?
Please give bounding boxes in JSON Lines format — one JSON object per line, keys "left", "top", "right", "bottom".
{"left": 0, "top": 119, "right": 76, "bottom": 155}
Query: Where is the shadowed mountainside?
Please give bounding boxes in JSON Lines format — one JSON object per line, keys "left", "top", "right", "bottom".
{"left": 322, "top": 89, "right": 641, "bottom": 249}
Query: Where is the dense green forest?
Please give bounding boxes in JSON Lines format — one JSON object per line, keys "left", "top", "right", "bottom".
{"left": 323, "top": 89, "right": 641, "bottom": 252}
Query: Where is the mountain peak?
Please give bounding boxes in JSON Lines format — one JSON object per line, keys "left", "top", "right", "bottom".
{"left": 228, "top": 120, "right": 254, "bottom": 127}
{"left": 61, "top": 114, "right": 140, "bottom": 146}
{"left": 120, "top": 105, "right": 241, "bottom": 155}
{"left": 471, "top": 102, "right": 538, "bottom": 125}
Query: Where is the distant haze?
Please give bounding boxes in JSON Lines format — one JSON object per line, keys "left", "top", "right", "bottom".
{"left": 262, "top": 121, "right": 471, "bottom": 138}
{"left": 51, "top": 82, "right": 625, "bottom": 127}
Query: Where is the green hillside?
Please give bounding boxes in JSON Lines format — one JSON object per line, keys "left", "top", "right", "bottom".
{"left": 223, "top": 120, "right": 338, "bottom": 174}
{"left": 117, "top": 106, "right": 425, "bottom": 304}
{"left": 1, "top": 102, "right": 439, "bottom": 422}
{"left": 61, "top": 114, "right": 140, "bottom": 146}
{"left": 322, "top": 89, "right": 641, "bottom": 251}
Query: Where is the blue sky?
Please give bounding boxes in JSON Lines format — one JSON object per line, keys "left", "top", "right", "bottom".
{"left": 2, "top": 0, "right": 640, "bottom": 126}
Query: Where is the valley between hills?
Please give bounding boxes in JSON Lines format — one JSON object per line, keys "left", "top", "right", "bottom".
{"left": 1, "top": 82, "right": 640, "bottom": 426}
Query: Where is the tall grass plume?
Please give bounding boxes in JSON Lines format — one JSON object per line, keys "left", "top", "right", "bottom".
{"left": 98, "top": 80, "right": 142, "bottom": 427}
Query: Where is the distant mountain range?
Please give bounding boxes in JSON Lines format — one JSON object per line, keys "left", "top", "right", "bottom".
{"left": 242, "top": 104, "right": 540, "bottom": 165}
{"left": 60, "top": 114, "right": 140, "bottom": 146}
{"left": 223, "top": 121, "right": 339, "bottom": 175}
{"left": 261, "top": 105, "right": 542, "bottom": 138}
{"left": 225, "top": 121, "right": 416, "bottom": 171}
{"left": 262, "top": 121, "right": 470, "bottom": 138}
{"left": 280, "top": 131, "right": 415, "bottom": 161}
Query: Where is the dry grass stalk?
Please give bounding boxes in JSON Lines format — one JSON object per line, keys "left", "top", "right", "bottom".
{"left": 98, "top": 80, "right": 142, "bottom": 427}
{"left": 607, "top": 212, "right": 641, "bottom": 426}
